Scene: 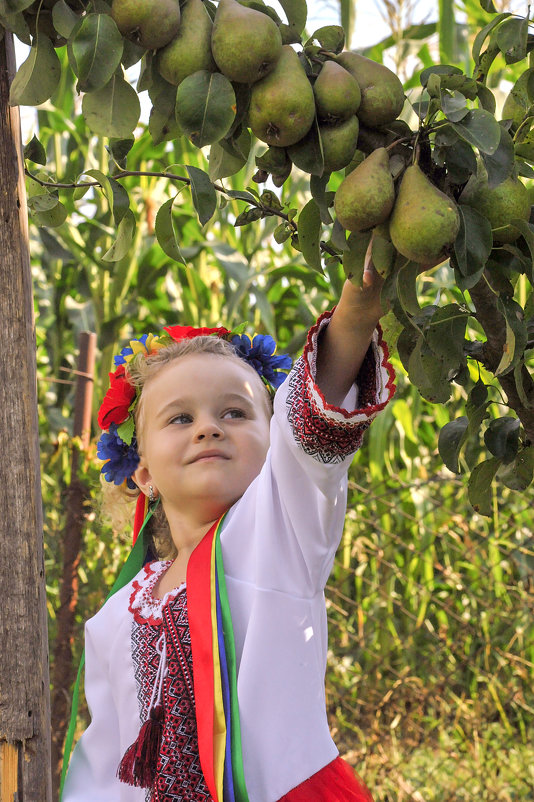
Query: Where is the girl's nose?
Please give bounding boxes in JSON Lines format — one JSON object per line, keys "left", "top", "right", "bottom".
{"left": 195, "top": 418, "right": 224, "bottom": 440}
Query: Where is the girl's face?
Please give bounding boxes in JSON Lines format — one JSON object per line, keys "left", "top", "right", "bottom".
{"left": 134, "top": 352, "right": 271, "bottom": 524}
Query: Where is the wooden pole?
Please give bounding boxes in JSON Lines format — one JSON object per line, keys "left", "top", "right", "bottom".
{"left": 0, "top": 30, "right": 52, "bottom": 802}
{"left": 50, "top": 332, "right": 96, "bottom": 798}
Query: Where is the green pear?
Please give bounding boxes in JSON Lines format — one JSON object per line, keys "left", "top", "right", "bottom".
{"left": 334, "top": 147, "right": 395, "bottom": 232}
{"left": 211, "top": 0, "right": 282, "bottom": 84}
{"left": 319, "top": 116, "right": 360, "bottom": 173}
{"left": 111, "top": 0, "right": 181, "bottom": 50}
{"left": 248, "top": 46, "right": 315, "bottom": 147}
{"left": 158, "top": 0, "right": 216, "bottom": 86}
{"left": 389, "top": 164, "right": 460, "bottom": 263}
{"left": 461, "top": 172, "right": 530, "bottom": 244}
{"left": 313, "top": 60, "right": 361, "bottom": 122}
{"left": 336, "top": 51, "right": 404, "bottom": 127}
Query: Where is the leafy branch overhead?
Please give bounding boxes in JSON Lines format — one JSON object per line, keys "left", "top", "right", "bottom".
{"left": 2, "top": 0, "right": 534, "bottom": 508}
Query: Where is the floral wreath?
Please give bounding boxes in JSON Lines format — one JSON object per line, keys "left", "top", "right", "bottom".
{"left": 96, "top": 325, "right": 292, "bottom": 490}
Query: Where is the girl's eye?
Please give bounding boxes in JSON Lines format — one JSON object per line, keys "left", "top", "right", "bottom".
{"left": 170, "top": 413, "right": 192, "bottom": 425}
{"left": 223, "top": 408, "right": 246, "bottom": 420}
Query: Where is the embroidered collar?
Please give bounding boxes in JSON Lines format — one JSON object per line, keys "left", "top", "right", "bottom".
{"left": 129, "top": 561, "right": 185, "bottom": 624}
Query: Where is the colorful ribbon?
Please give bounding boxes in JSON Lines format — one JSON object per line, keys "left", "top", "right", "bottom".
{"left": 188, "top": 516, "right": 249, "bottom": 802}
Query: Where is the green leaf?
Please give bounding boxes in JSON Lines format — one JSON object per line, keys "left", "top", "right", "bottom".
{"left": 155, "top": 196, "right": 186, "bottom": 263}
{"left": 420, "top": 64, "right": 462, "bottom": 86}
{"left": 451, "top": 109, "right": 501, "bottom": 155}
{"left": 32, "top": 199, "right": 68, "bottom": 228}
{"left": 82, "top": 72, "right": 141, "bottom": 138}
{"left": 342, "top": 231, "right": 370, "bottom": 287}
{"left": 175, "top": 71, "right": 236, "bottom": 148}
{"left": 371, "top": 229, "right": 395, "bottom": 278}
{"left": 278, "top": 0, "right": 307, "bottom": 44}
{"left": 407, "top": 338, "right": 451, "bottom": 404}
{"left": 310, "top": 174, "right": 333, "bottom": 225}
{"left": 308, "top": 25, "right": 344, "bottom": 53}
{"left": 479, "top": 0, "right": 498, "bottom": 12}
{"left": 481, "top": 124, "right": 515, "bottom": 188}
{"left": 466, "top": 381, "right": 490, "bottom": 437}
{"left": 438, "top": 416, "right": 468, "bottom": 473}
{"left": 102, "top": 209, "right": 135, "bottom": 262}
{"left": 116, "top": 416, "right": 135, "bottom": 447}
{"left": 397, "top": 260, "right": 422, "bottom": 316}
{"left": 507, "top": 219, "right": 534, "bottom": 282}
{"left": 495, "top": 16, "right": 528, "bottom": 64}
{"left": 209, "top": 142, "right": 246, "bottom": 181}
{"left": 185, "top": 165, "right": 217, "bottom": 226}
{"left": 454, "top": 205, "right": 492, "bottom": 278}
{"left": 468, "top": 457, "right": 501, "bottom": 516}
{"left": 476, "top": 83, "right": 496, "bottom": 114}
{"left": 71, "top": 14, "right": 124, "bottom": 93}
{"left": 484, "top": 416, "right": 520, "bottom": 463}
{"left": 495, "top": 295, "right": 528, "bottom": 375}
{"left": 9, "top": 35, "right": 61, "bottom": 106}
{"left": 298, "top": 199, "right": 322, "bottom": 272}
{"left": 441, "top": 90, "right": 469, "bottom": 122}
{"left": 52, "top": 0, "right": 80, "bottom": 38}
{"left": 84, "top": 169, "right": 130, "bottom": 224}
{"left": 24, "top": 134, "right": 46, "bottom": 165}
{"left": 471, "top": 13, "right": 511, "bottom": 67}
{"left": 441, "top": 139, "right": 477, "bottom": 183}
{"left": 498, "top": 445, "right": 534, "bottom": 491}
{"left": 425, "top": 304, "right": 469, "bottom": 370}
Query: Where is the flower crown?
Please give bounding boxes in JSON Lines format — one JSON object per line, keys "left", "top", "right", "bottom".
{"left": 96, "top": 325, "right": 292, "bottom": 489}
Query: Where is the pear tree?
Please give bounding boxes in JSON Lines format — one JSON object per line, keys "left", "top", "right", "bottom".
{"left": 1, "top": 0, "right": 534, "bottom": 511}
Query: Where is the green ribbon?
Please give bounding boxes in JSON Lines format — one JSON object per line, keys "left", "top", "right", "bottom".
{"left": 59, "top": 504, "right": 156, "bottom": 798}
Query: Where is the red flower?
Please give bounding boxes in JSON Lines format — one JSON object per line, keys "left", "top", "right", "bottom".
{"left": 164, "top": 325, "right": 230, "bottom": 341}
{"left": 98, "top": 365, "right": 136, "bottom": 430}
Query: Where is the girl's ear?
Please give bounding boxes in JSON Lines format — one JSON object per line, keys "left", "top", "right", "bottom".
{"left": 133, "top": 460, "right": 153, "bottom": 496}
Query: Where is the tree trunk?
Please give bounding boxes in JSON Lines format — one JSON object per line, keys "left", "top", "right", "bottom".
{"left": 0, "top": 30, "right": 52, "bottom": 802}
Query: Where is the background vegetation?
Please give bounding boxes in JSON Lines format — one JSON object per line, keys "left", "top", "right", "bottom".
{"left": 18, "top": 0, "right": 532, "bottom": 798}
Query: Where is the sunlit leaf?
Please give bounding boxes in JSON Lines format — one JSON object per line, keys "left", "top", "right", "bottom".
{"left": 298, "top": 198, "right": 322, "bottom": 272}
{"left": 155, "top": 196, "right": 186, "bottom": 263}
{"left": 185, "top": 165, "right": 217, "bottom": 226}
{"left": 468, "top": 457, "right": 501, "bottom": 516}
{"left": 9, "top": 35, "right": 61, "bottom": 106}
{"left": 102, "top": 209, "right": 135, "bottom": 262}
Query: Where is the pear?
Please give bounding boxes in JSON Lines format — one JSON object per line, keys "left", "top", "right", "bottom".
{"left": 336, "top": 51, "right": 404, "bottom": 127}
{"left": 111, "top": 0, "right": 181, "bottom": 50}
{"left": 319, "top": 116, "right": 360, "bottom": 173}
{"left": 248, "top": 46, "right": 315, "bottom": 147}
{"left": 211, "top": 0, "right": 282, "bottom": 84}
{"left": 313, "top": 60, "right": 361, "bottom": 123}
{"left": 334, "top": 147, "right": 395, "bottom": 232}
{"left": 158, "top": 0, "right": 216, "bottom": 86}
{"left": 389, "top": 164, "right": 460, "bottom": 263}
{"left": 461, "top": 173, "right": 530, "bottom": 244}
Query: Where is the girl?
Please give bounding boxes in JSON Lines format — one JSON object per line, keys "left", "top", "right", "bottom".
{"left": 62, "top": 272, "right": 395, "bottom": 802}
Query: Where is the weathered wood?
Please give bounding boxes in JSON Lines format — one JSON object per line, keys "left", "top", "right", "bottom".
{"left": 51, "top": 333, "right": 96, "bottom": 797}
{"left": 0, "top": 30, "right": 52, "bottom": 802}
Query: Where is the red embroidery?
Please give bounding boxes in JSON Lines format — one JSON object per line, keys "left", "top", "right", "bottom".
{"left": 286, "top": 313, "right": 395, "bottom": 462}
{"left": 130, "top": 592, "right": 212, "bottom": 801}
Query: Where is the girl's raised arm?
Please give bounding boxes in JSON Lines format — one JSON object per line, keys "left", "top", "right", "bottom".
{"left": 315, "top": 265, "right": 385, "bottom": 407}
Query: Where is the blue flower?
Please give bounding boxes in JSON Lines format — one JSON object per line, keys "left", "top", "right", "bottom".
{"left": 97, "top": 423, "right": 139, "bottom": 488}
{"left": 231, "top": 334, "right": 292, "bottom": 389}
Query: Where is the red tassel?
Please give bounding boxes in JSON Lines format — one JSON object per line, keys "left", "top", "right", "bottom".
{"left": 117, "top": 705, "right": 164, "bottom": 787}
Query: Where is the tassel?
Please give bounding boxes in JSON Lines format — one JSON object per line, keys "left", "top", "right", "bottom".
{"left": 117, "top": 705, "right": 164, "bottom": 787}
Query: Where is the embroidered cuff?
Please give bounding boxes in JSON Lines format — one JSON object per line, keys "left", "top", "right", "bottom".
{"left": 285, "top": 310, "right": 396, "bottom": 463}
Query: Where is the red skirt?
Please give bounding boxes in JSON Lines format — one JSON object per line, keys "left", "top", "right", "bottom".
{"left": 277, "top": 757, "right": 374, "bottom": 802}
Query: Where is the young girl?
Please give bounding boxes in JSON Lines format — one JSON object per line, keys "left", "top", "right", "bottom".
{"left": 62, "top": 271, "right": 395, "bottom": 802}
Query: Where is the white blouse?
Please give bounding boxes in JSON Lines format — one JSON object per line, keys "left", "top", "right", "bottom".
{"left": 62, "top": 314, "right": 395, "bottom": 802}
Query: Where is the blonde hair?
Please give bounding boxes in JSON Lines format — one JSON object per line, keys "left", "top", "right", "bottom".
{"left": 102, "top": 336, "right": 273, "bottom": 558}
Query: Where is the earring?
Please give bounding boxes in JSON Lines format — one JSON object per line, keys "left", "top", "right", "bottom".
{"left": 148, "top": 485, "right": 156, "bottom": 504}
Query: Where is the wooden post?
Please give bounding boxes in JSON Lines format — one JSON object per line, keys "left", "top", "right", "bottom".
{"left": 0, "top": 30, "right": 52, "bottom": 802}
{"left": 50, "top": 333, "right": 96, "bottom": 797}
